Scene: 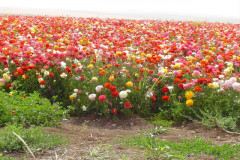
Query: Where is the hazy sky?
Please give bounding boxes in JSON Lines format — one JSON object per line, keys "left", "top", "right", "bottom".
{"left": 1, "top": 0, "right": 240, "bottom": 20}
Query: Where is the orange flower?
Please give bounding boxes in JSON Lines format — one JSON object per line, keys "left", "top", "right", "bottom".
{"left": 104, "top": 82, "right": 111, "bottom": 89}
{"left": 194, "top": 86, "right": 201, "bottom": 92}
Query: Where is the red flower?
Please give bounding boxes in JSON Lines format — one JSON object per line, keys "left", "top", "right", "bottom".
{"left": 81, "top": 76, "right": 85, "bottom": 80}
{"left": 162, "top": 95, "right": 170, "bottom": 101}
{"left": 98, "top": 95, "right": 106, "bottom": 102}
{"left": 174, "top": 78, "right": 181, "bottom": 84}
{"left": 150, "top": 96, "right": 156, "bottom": 101}
{"left": 178, "top": 83, "right": 184, "bottom": 89}
{"left": 110, "top": 85, "right": 117, "bottom": 91}
{"left": 162, "top": 87, "right": 169, "bottom": 93}
{"left": 111, "top": 91, "right": 119, "bottom": 97}
{"left": 176, "top": 74, "right": 182, "bottom": 79}
{"left": 124, "top": 102, "right": 131, "bottom": 109}
{"left": 135, "top": 87, "right": 140, "bottom": 91}
{"left": 182, "top": 79, "right": 187, "bottom": 83}
{"left": 6, "top": 84, "right": 12, "bottom": 89}
{"left": 40, "top": 80, "right": 46, "bottom": 85}
{"left": 65, "top": 67, "right": 71, "bottom": 72}
{"left": 11, "top": 110, "right": 16, "bottom": 115}
{"left": 111, "top": 108, "right": 118, "bottom": 114}
{"left": 49, "top": 72, "right": 54, "bottom": 78}
{"left": 17, "top": 68, "right": 24, "bottom": 75}
{"left": 194, "top": 86, "right": 201, "bottom": 92}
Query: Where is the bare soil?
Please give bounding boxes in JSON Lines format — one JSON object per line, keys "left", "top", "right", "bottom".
{"left": 3, "top": 114, "right": 240, "bottom": 160}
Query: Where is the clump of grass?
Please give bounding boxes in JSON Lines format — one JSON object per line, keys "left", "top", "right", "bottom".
{"left": 0, "top": 124, "right": 68, "bottom": 154}
{"left": 118, "top": 135, "right": 240, "bottom": 159}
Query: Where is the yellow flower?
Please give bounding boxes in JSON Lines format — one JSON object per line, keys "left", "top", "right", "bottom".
{"left": 3, "top": 73, "right": 11, "bottom": 82}
{"left": 22, "top": 75, "right": 26, "bottom": 79}
{"left": 135, "top": 73, "right": 139, "bottom": 77}
{"left": 116, "top": 52, "right": 122, "bottom": 56}
{"left": 185, "top": 91, "right": 194, "bottom": 99}
{"left": 126, "top": 81, "right": 133, "bottom": 87}
{"left": 69, "top": 95, "right": 74, "bottom": 100}
{"left": 131, "top": 56, "right": 135, "bottom": 61}
{"left": 88, "top": 64, "right": 94, "bottom": 69}
{"left": 108, "top": 76, "right": 114, "bottom": 82}
{"left": 140, "top": 53, "right": 146, "bottom": 57}
{"left": 186, "top": 99, "right": 194, "bottom": 106}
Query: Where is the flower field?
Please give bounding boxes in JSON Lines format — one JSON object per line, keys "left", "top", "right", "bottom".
{"left": 0, "top": 15, "right": 240, "bottom": 129}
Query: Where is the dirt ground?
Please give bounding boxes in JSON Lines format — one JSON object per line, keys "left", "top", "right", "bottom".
{"left": 4, "top": 114, "right": 240, "bottom": 160}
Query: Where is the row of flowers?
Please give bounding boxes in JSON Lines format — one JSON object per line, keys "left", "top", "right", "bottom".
{"left": 0, "top": 15, "right": 240, "bottom": 120}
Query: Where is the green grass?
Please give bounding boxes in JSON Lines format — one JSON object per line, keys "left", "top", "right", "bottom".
{"left": 118, "top": 135, "right": 240, "bottom": 159}
{"left": 0, "top": 124, "right": 68, "bottom": 153}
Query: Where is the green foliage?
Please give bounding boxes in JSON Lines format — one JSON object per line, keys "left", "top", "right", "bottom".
{"left": 0, "top": 90, "right": 68, "bottom": 126}
{"left": 0, "top": 124, "right": 68, "bottom": 153}
{"left": 119, "top": 135, "right": 240, "bottom": 159}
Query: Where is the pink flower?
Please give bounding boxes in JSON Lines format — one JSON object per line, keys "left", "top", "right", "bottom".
{"left": 183, "top": 83, "right": 194, "bottom": 89}
{"left": 98, "top": 95, "right": 106, "bottom": 102}
{"left": 124, "top": 102, "right": 132, "bottom": 109}
{"left": 232, "top": 82, "right": 240, "bottom": 91}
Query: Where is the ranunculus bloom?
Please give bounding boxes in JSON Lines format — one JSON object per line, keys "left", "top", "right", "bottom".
{"left": 40, "top": 80, "right": 46, "bottom": 85}
{"left": 111, "top": 91, "right": 119, "bottom": 97}
{"left": 162, "top": 86, "right": 169, "bottom": 93}
{"left": 82, "top": 106, "right": 87, "bottom": 111}
{"left": 185, "top": 91, "right": 194, "bottom": 99}
{"left": 119, "top": 91, "right": 128, "bottom": 99}
{"left": 95, "top": 85, "right": 104, "bottom": 92}
{"left": 124, "top": 102, "right": 132, "bottom": 109}
{"left": 88, "top": 94, "right": 97, "bottom": 101}
{"left": 150, "top": 96, "right": 156, "bottom": 101}
{"left": 194, "top": 86, "right": 201, "bottom": 92}
{"left": 162, "top": 95, "right": 170, "bottom": 101}
{"left": 110, "top": 85, "right": 117, "bottom": 91}
{"left": 126, "top": 81, "right": 133, "bottom": 87}
{"left": 69, "top": 95, "right": 74, "bottom": 100}
{"left": 186, "top": 99, "right": 194, "bottom": 106}
{"left": 104, "top": 82, "right": 111, "bottom": 89}
{"left": 111, "top": 108, "right": 117, "bottom": 114}
{"left": 98, "top": 95, "right": 106, "bottom": 102}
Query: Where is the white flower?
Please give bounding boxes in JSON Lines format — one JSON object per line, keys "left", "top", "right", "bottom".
{"left": 230, "top": 77, "right": 237, "bottom": 83}
{"left": 40, "top": 85, "right": 45, "bottom": 89}
{"left": 60, "top": 73, "right": 67, "bottom": 78}
{"left": 82, "top": 106, "right": 87, "bottom": 111}
{"left": 3, "top": 68, "right": 9, "bottom": 72}
{"left": 91, "top": 77, "right": 98, "bottom": 82}
{"left": 72, "top": 93, "right": 77, "bottom": 98}
{"left": 44, "top": 71, "right": 49, "bottom": 77}
{"left": 88, "top": 94, "right": 97, "bottom": 101}
{"left": 95, "top": 85, "right": 103, "bottom": 92}
{"left": 74, "top": 89, "right": 78, "bottom": 93}
{"left": 73, "top": 59, "right": 79, "bottom": 64}
{"left": 126, "top": 89, "right": 131, "bottom": 93}
{"left": 38, "top": 78, "right": 43, "bottom": 83}
{"left": 145, "top": 91, "right": 153, "bottom": 98}
{"left": 219, "top": 75, "right": 224, "bottom": 79}
{"left": 119, "top": 91, "right": 128, "bottom": 99}
{"left": 213, "top": 78, "right": 218, "bottom": 82}
{"left": 167, "top": 86, "right": 174, "bottom": 92}
{"left": 60, "top": 61, "right": 66, "bottom": 69}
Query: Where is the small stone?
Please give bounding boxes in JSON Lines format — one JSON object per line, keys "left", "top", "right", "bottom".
{"left": 112, "top": 124, "right": 117, "bottom": 127}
